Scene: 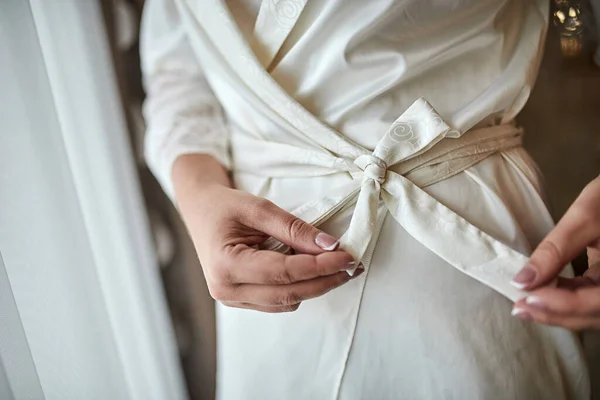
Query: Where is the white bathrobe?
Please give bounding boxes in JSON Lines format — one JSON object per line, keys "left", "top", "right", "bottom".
{"left": 141, "top": 0, "right": 592, "bottom": 398}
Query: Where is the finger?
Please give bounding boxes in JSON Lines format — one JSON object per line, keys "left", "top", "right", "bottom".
{"left": 516, "top": 286, "right": 600, "bottom": 317}
{"left": 221, "top": 301, "right": 300, "bottom": 313}
{"left": 512, "top": 176, "right": 600, "bottom": 290}
{"left": 233, "top": 270, "right": 361, "bottom": 306}
{"left": 556, "top": 276, "right": 596, "bottom": 290}
{"left": 238, "top": 197, "right": 342, "bottom": 254}
{"left": 512, "top": 303, "right": 600, "bottom": 330}
{"left": 221, "top": 245, "right": 355, "bottom": 284}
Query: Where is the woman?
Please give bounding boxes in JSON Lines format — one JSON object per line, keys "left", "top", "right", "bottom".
{"left": 141, "top": 0, "right": 592, "bottom": 398}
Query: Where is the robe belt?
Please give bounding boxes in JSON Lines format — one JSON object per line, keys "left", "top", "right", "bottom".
{"left": 231, "top": 98, "right": 530, "bottom": 301}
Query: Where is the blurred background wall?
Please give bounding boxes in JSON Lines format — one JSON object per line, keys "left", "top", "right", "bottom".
{"left": 99, "top": 1, "right": 600, "bottom": 399}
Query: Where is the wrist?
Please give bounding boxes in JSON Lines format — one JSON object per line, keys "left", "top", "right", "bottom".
{"left": 171, "top": 153, "right": 231, "bottom": 207}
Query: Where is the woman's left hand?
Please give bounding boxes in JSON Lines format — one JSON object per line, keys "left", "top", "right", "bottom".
{"left": 511, "top": 175, "right": 600, "bottom": 330}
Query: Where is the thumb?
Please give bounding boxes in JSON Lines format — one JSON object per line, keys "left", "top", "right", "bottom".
{"left": 512, "top": 177, "right": 600, "bottom": 290}
{"left": 243, "top": 198, "right": 341, "bottom": 255}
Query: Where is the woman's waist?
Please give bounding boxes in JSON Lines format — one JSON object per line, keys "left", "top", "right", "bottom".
{"left": 231, "top": 132, "right": 531, "bottom": 223}
{"left": 229, "top": 96, "right": 526, "bottom": 234}
{"left": 230, "top": 122, "right": 524, "bottom": 190}
{"left": 233, "top": 147, "right": 548, "bottom": 263}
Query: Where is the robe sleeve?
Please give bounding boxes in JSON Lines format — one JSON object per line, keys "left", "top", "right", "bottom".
{"left": 140, "top": 0, "right": 231, "bottom": 199}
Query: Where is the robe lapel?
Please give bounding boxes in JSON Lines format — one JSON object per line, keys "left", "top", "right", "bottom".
{"left": 181, "top": 0, "right": 367, "bottom": 161}
{"left": 253, "top": 0, "right": 309, "bottom": 69}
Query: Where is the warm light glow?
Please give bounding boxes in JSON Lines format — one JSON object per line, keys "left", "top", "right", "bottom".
{"left": 568, "top": 7, "right": 577, "bottom": 17}
{"left": 555, "top": 10, "right": 566, "bottom": 23}
{"left": 560, "top": 36, "right": 583, "bottom": 56}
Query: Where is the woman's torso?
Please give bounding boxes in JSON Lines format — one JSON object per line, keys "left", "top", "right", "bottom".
{"left": 170, "top": 2, "right": 592, "bottom": 398}
{"left": 220, "top": 0, "right": 548, "bottom": 150}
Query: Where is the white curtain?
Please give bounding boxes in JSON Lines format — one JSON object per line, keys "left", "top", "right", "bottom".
{"left": 0, "top": 1, "right": 187, "bottom": 399}
{"left": 0, "top": 253, "right": 44, "bottom": 400}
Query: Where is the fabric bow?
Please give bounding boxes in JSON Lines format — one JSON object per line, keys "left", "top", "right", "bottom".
{"left": 339, "top": 98, "right": 459, "bottom": 271}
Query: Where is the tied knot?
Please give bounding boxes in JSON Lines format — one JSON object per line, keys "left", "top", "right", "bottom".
{"left": 355, "top": 154, "right": 387, "bottom": 185}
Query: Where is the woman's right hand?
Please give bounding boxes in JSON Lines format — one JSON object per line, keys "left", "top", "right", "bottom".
{"left": 172, "top": 155, "right": 358, "bottom": 313}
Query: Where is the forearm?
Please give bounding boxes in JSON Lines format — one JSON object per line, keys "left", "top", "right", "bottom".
{"left": 171, "top": 154, "right": 232, "bottom": 208}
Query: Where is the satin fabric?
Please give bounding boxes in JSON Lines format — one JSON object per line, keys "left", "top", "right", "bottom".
{"left": 141, "top": 1, "right": 592, "bottom": 399}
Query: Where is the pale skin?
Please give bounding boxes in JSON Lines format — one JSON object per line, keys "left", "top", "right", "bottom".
{"left": 511, "top": 174, "right": 600, "bottom": 330}
{"left": 174, "top": 153, "right": 600, "bottom": 325}
{"left": 172, "top": 154, "right": 362, "bottom": 313}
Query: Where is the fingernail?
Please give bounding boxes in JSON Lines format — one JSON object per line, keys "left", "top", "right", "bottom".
{"left": 511, "top": 308, "right": 533, "bottom": 321}
{"left": 511, "top": 264, "right": 536, "bottom": 289}
{"left": 525, "top": 296, "right": 544, "bottom": 307}
{"left": 315, "top": 232, "right": 339, "bottom": 251}
{"left": 340, "top": 261, "right": 356, "bottom": 271}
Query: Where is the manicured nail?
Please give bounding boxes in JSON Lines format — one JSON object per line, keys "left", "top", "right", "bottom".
{"left": 511, "top": 264, "right": 536, "bottom": 289}
{"left": 525, "top": 296, "right": 544, "bottom": 307}
{"left": 511, "top": 308, "right": 533, "bottom": 321}
{"left": 315, "top": 232, "right": 339, "bottom": 251}
{"left": 341, "top": 261, "right": 356, "bottom": 271}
